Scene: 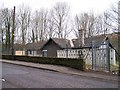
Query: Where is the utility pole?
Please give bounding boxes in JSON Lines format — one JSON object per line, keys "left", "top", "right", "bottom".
{"left": 11, "top": 6, "right": 15, "bottom": 58}
{"left": 106, "top": 38, "right": 110, "bottom": 72}
{"left": 118, "top": 1, "right": 120, "bottom": 77}
{"left": 118, "top": 1, "right": 120, "bottom": 32}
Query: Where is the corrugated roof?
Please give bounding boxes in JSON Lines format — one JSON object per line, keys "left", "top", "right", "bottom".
{"left": 72, "top": 35, "right": 106, "bottom": 48}
{"left": 14, "top": 44, "right": 26, "bottom": 50}
{"left": 52, "top": 38, "right": 71, "bottom": 48}
{"left": 26, "top": 41, "right": 46, "bottom": 50}
{"left": 41, "top": 38, "right": 71, "bottom": 49}
{"left": 72, "top": 33, "right": 120, "bottom": 49}
{"left": 108, "top": 33, "right": 120, "bottom": 52}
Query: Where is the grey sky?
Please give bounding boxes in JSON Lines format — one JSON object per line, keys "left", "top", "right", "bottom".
{"left": 0, "top": 0, "right": 118, "bottom": 15}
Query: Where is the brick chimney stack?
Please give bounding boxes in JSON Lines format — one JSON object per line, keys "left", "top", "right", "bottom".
{"left": 78, "top": 29, "right": 85, "bottom": 47}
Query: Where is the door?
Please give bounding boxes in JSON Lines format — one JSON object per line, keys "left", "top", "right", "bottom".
{"left": 43, "top": 50, "right": 47, "bottom": 57}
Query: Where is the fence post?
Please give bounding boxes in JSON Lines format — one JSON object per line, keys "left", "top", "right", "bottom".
{"left": 92, "top": 41, "right": 96, "bottom": 70}
{"left": 106, "top": 38, "right": 110, "bottom": 72}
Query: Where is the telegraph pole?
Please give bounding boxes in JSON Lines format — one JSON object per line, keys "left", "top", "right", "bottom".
{"left": 118, "top": 1, "right": 120, "bottom": 78}
{"left": 11, "top": 6, "right": 15, "bottom": 58}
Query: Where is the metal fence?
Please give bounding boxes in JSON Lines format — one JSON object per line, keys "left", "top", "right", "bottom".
{"left": 92, "top": 39, "right": 110, "bottom": 72}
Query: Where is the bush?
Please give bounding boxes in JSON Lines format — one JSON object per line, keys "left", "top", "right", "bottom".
{"left": 2, "top": 55, "right": 84, "bottom": 71}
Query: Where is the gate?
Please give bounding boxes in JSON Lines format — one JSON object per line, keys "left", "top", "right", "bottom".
{"left": 92, "top": 38, "right": 110, "bottom": 72}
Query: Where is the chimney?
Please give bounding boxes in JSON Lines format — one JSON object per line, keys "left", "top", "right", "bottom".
{"left": 78, "top": 29, "right": 85, "bottom": 47}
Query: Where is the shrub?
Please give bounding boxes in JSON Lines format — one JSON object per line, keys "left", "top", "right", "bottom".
{"left": 2, "top": 55, "right": 84, "bottom": 71}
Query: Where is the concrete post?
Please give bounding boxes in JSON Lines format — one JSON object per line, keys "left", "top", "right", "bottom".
{"left": 106, "top": 39, "right": 110, "bottom": 72}
{"left": 92, "top": 41, "right": 96, "bottom": 70}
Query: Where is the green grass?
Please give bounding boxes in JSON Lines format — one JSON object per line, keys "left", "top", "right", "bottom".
{"left": 110, "top": 64, "right": 119, "bottom": 71}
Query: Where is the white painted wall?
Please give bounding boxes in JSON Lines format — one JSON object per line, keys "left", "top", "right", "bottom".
{"left": 57, "top": 48, "right": 116, "bottom": 65}
{"left": 57, "top": 49, "right": 92, "bottom": 65}
{"left": 110, "top": 49, "right": 116, "bottom": 65}
{"left": 15, "top": 51, "right": 25, "bottom": 56}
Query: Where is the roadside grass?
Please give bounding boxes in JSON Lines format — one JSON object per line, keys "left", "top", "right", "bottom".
{"left": 85, "top": 64, "right": 119, "bottom": 74}
{"left": 110, "top": 64, "right": 119, "bottom": 71}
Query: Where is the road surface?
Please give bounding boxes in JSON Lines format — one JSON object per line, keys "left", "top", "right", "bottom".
{"left": 2, "top": 62, "right": 118, "bottom": 88}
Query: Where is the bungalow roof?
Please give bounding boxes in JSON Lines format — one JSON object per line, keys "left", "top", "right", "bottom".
{"left": 14, "top": 44, "right": 26, "bottom": 50}
{"left": 72, "top": 35, "right": 106, "bottom": 48}
{"left": 41, "top": 38, "right": 71, "bottom": 50}
{"left": 26, "top": 41, "right": 46, "bottom": 50}
{"left": 72, "top": 33, "right": 120, "bottom": 50}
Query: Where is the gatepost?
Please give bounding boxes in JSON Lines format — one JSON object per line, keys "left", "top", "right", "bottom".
{"left": 92, "top": 41, "right": 96, "bottom": 70}
{"left": 105, "top": 38, "right": 110, "bottom": 72}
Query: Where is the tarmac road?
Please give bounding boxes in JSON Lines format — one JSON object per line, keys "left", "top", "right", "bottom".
{"left": 2, "top": 62, "right": 118, "bottom": 88}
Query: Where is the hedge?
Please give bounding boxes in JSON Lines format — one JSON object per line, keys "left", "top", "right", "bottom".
{"left": 2, "top": 55, "right": 84, "bottom": 71}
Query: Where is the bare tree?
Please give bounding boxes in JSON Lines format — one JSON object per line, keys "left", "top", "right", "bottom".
{"left": 31, "top": 10, "right": 40, "bottom": 43}
{"left": 17, "top": 4, "right": 31, "bottom": 44}
{"left": 72, "top": 15, "right": 81, "bottom": 38}
{"left": 94, "top": 15, "right": 104, "bottom": 35}
{"left": 93, "top": 11, "right": 113, "bottom": 36}
{"left": 31, "top": 9, "right": 48, "bottom": 42}
{"left": 87, "top": 13, "right": 95, "bottom": 37}
{"left": 47, "top": 10, "right": 56, "bottom": 39}
{"left": 1, "top": 8, "right": 13, "bottom": 54}
{"left": 31, "top": 29, "right": 35, "bottom": 43}
{"left": 73, "top": 13, "right": 95, "bottom": 38}
{"left": 103, "top": 11, "right": 113, "bottom": 35}
{"left": 39, "top": 9, "right": 48, "bottom": 41}
{"left": 0, "top": 9, "right": 2, "bottom": 43}
{"left": 51, "top": 2, "right": 70, "bottom": 38}
{"left": 0, "top": 9, "right": 4, "bottom": 45}
{"left": 14, "top": 13, "right": 21, "bottom": 44}
{"left": 106, "top": 1, "right": 119, "bottom": 32}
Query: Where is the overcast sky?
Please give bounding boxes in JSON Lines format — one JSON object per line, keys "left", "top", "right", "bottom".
{"left": 0, "top": 0, "right": 119, "bottom": 15}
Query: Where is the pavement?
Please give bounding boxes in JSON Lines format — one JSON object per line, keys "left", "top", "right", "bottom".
{"left": 1, "top": 59, "right": 119, "bottom": 81}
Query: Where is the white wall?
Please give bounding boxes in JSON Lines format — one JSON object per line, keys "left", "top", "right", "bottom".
{"left": 57, "top": 49, "right": 92, "bottom": 65}
{"left": 15, "top": 51, "right": 25, "bottom": 56}
{"left": 57, "top": 49, "right": 79, "bottom": 58}
{"left": 57, "top": 48, "right": 116, "bottom": 65}
{"left": 110, "top": 48, "right": 116, "bottom": 65}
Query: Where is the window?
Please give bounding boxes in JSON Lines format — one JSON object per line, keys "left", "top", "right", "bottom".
{"left": 43, "top": 50, "right": 47, "bottom": 57}
{"left": 29, "top": 50, "right": 32, "bottom": 54}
